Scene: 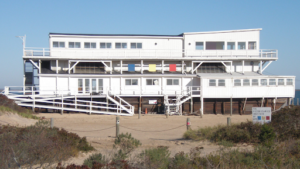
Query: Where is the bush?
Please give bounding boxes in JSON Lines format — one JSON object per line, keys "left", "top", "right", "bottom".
{"left": 83, "top": 153, "right": 106, "bottom": 168}
{"left": 259, "top": 124, "right": 276, "bottom": 147}
{"left": 0, "top": 120, "right": 95, "bottom": 169}
{"left": 140, "top": 146, "right": 170, "bottom": 169}
{"left": 113, "top": 133, "right": 141, "bottom": 161}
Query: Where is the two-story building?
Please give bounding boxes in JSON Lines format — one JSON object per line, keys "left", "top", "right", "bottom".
{"left": 3, "top": 28, "right": 295, "bottom": 116}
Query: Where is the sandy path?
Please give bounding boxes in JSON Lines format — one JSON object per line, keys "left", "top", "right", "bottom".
{"left": 0, "top": 112, "right": 37, "bottom": 126}
{"left": 37, "top": 113, "right": 252, "bottom": 165}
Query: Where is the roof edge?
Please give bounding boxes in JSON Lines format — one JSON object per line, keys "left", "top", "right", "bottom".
{"left": 183, "top": 28, "right": 262, "bottom": 35}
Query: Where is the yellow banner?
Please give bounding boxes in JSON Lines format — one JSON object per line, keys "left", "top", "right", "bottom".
{"left": 149, "top": 64, "right": 156, "bottom": 72}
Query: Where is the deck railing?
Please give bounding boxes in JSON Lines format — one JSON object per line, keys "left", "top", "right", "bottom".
{"left": 23, "top": 48, "right": 278, "bottom": 58}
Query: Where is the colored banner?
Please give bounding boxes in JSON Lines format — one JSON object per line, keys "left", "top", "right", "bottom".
{"left": 169, "top": 64, "right": 176, "bottom": 71}
{"left": 128, "top": 64, "right": 135, "bottom": 72}
{"left": 149, "top": 64, "right": 156, "bottom": 72}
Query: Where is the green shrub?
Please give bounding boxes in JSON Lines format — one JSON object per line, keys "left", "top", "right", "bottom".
{"left": 140, "top": 146, "right": 170, "bottom": 169}
{"left": 83, "top": 153, "right": 106, "bottom": 168}
{"left": 170, "top": 152, "right": 190, "bottom": 169}
{"left": 259, "top": 124, "right": 276, "bottom": 147}
{"left": 113, "top": 133, "right": 141, "bottom": 161}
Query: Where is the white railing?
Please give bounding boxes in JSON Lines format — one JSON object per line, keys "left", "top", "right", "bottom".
{"left": 23, "top": 48, "right": 278, "bottom": 59}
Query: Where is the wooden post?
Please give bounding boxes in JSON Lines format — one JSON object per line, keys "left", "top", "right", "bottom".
{"left": 61, "top": 95, "right": 63, "bottom": 115}
{"left": 187, "top": 118, "right": 191, "bottom": 130}
{"left": 292, "top": 98, "right": 294, "bottom": 105}
{"left": 190, "top": 97, "right": 193, "bottom": 114}
{"left": 297, "top": 98, "right": 299, "bottom": 106}
{"left": 230, "top": 97, "right": 232, "bottom": 116}
{"left": 116, "top": 116, "right": 120, "bottom": 138}
{"left": 214, "top": 100, "right": 217, "bottom": 114}
{"left": 139, "top": 97, "right": 142, "bottom": 119}
{"left": 50, "top": 118, "right": 54, "bottom": 129}
{"left": 106, "top": 98, "right": 109, "bottom": 112}
{"left": 222, "top": 102, "right": 225, "bottom": 115}
{"left": 227, "top": 117, "right": 231, "bottom": 126}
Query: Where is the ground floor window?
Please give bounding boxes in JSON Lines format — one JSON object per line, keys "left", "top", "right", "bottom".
{"left": 166, "top": 79, "right": 179, "bottom": 85}
{"left": 146, "top": 79, "right": 159, "bottom": 85}
{"left": 125, "top": 79, "right": 138, "bottom": 85}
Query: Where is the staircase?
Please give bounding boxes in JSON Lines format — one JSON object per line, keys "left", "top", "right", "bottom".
{"left": 164, "top": 94, "right": 192, "bottom": 116}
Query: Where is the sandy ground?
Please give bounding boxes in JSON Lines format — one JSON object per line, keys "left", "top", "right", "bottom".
{"left": 35, "top": 113, "right": 253, "bottom": 165}
{"left": 0, "top": 112, "right": 37, "bottom": 126}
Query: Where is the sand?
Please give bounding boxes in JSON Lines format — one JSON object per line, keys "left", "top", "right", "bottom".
{"left": 0, "top": 112, "right": 37, "bottom": 126}
{"left": 35, "top": 113, "right": 253, "bottom": 165}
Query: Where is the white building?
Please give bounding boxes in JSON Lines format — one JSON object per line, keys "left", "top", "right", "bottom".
{"left": 3, "top": 28, "right": 295, "bottom": 116}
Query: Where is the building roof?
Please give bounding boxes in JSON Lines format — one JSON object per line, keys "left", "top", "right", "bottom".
{"left": 49, "top": 32, "right": 183, "bottom": 37}
{"left": 183, "top": 28, "right": 262, "bottom": 35}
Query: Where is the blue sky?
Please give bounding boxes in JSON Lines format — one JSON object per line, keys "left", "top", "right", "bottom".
{"left": 0, "top": 0, "right": 299, "bottom": 89}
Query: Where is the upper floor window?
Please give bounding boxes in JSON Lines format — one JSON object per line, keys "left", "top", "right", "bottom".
{"left": 116, "top": 43, "right": 127, "bottom": 49}
{"left": 261, "top": 79, "right": 267, "bottom": 86}
{"left": 287, "top": 79, "right": 293, "bottom": 85}
{"left": 269, "top": 79, "right": 276, "bottom": 85}
{"left": 166, "top": 79, "right": 179, "bottom": 85}
{"left": 227, "top": 42, "right": 235, "bottom": 50}
{"left": 100, "top": 42, "right": 112, "bottom": 49}
{"left": 146, "top": 79, "right": 159, "bottom": 85}
{"left": 278, "top": 79, "right": 285, "bottom": 85}
{"left": 206, "top": 42, "right": 224, "bottom": 50}
{"left": 238, "top": 42, "right": 246, "bottom": 50}
{"left": 209, "top": 79, "right": 216, "bottom": 86}
{"left": 131, "top": 43, "right": 142, "bottom": 49}
{"left": 84, "top": 42, "right": 96, "bottom": 48}
{"left": 53, "top": 41, "right": 65, "bottom": 48}
{"left": 252, "top": 79, "right": 259, "bottom": 86}
{"left": 218, "top": 79, "right": 225, "bottom": 86}
{"left": 248, "top": 42, "right": 256, "bottom": 50}
{"left": 125, "top": 79, "right": 138, "bottom": 85}
{"left": 243, "top": 79, "right": 250, "bottom": 86}
{"left": 234, "top": 79, "right": 241, "bottom": 86}
{"left": 195, "top": 42, "right": 204, "bottom": 50}
{"left": 69, "top": 42, "right": 81, "bottom": 48}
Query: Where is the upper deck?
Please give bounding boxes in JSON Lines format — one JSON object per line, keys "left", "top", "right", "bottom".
{"left": 22, "top": 29, "right": 278, "bottom": 60}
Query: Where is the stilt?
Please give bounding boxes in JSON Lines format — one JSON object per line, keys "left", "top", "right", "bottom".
{"left": 261, "top": 97, "right": 264, "bottom": 107}
{"left": 200, "top": 96, "right": 203, "bottom": 117}
{"left": 106, "top": 97, "right": 109, "bottom": 112}
{"left": 61, "top": 95, "right": 63, "bottom": 115}
{"left": 230, "top": 97, "right": 232, "bottom": 116}
{"left": 190, "top": 97, "right": 193, "bottom": 114}
{"left": 139, "top": 97, "right": 142, "bottom": 119}
{"left": 214, "top": 100, "right": 217, "bottom": 114}
{"left": 243, "top": 98, "right": 247, "bottom": 114}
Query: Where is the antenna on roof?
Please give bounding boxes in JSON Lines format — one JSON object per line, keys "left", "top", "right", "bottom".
{"left": 16, "top": 35, "right": 26, "bottom": 55}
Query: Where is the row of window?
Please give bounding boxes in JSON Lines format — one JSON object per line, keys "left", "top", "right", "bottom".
{"left": 53, "top": 41, "right": 142, "bottom": 49}
{"left": 125, "top": 79, "right": 179, "bottom": 86}
{"left": 209, "top": 79, "right": 294, "bottom": 87}
{"left": 195, "top": 41, "right": 256, "bottom": 50}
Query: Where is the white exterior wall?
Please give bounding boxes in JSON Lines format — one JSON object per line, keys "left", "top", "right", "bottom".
{"left": 49, "top": 36, "right": 183, "bottom": 58}
{"left": 201, "top": 77, "right": 295, "bottom": 98}
{"left": 184, "top": 30, "right": 260, "bottom": 56}
{"left": 39, "top": 77, "right": 56, "bottom": 95}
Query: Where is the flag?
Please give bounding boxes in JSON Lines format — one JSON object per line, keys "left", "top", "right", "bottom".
{"left": 169, "top": 64, "right": 176, "bottom": 71}
{"left": 149, "top": 64, "right": 156, "bottom": 72}
{"left": 128, "top": 64, "right": 135, "bottom": 72}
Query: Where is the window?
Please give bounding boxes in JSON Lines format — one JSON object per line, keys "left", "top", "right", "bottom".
{"left": 218, "top": 79, "right": 225, "bottom": 86}
{"left": 146, "top": 79, "right": 159, "bottom": 85}
{"left": 85, "top": 79, "right": 90, "bottom": 92}
{"left": 206, "top": 42, "right": 224, "bottom": 50}
{"left": 248, "top": 42, "right": 256, "bottom": 50}
{"left": 287, "top": 79, "right": 293, "bottom": 85}
{"left": 84, "top": 42, "right": 96, "bottom": 48}
{"left": 100, "top": 42, "right": 112, "bottom": 49}
{"left": 238, "top": 42, "right": 246, "bottom": 50}
{"left": 53, "top": 41, "right": 65, "bottom": 48}
{"left": 243, "top": 79, "right": 250, "bottom": 86}
{"left": 209, "top": 79, "right": 216, "bottom": 86}
{"left": 116, "top": 43, "right": 127, "bottom": 49}
{"left": 78, "top": 79, "right": 83, "bottom": 92}
{"left": 234, "top": 79, "right": 241, "bottom": 86}
{"left": 227, "top": 42, "right": 235, "bottom": 50}
{"left": 125, "top": 79, "right": 138, "bottom": 85}
{"left": 92, "top": 79, "right": 97, "bottom": 92}
{"left": 252, "top": 79, "right": 259, "bottom": 86}
{"left": 261, "top": 79, "right": 267, "bottom": 86}
{"left": 98, "top": 79, "right": 103, "bottom": 92}
{"left": 69, "top": 42, "right": 81, "bottom": 48}
{"left": 278, "top": 79, "right": 284, "bottom": 85}
{"left": 195, "top": 42, "right": 204, "bottom": 50}
{"left": 269, "top": 79, "right": 276, "bottom": 85}
{"left": 131, "top": 43, "right": 142, "bottom": 49}
{"left": 166, "top": 79, "right": 179, "bottom": 85}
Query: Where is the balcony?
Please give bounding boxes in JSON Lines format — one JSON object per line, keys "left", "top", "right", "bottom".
{"left": 23, "top": 48, "right": 278, "bottom": 59}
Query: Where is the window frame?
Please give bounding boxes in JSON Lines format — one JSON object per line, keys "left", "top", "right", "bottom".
{"left": 130, "top": 42, "right": 142, "bottom": 49}
{"left": 269, "top": 79, "right": 276, "bottom": 86}
{"left": 248, "top": 41, "right": 257, "bottom": 50}
{"left": 278, "top": 79, "right": 285, "bottom": 86}
{"left": 195, "top": 42, "right": 204, "bottom": 50}
{"left": 205, "top": 41, "right": 225, "bottom": 50}
{"left": 218, "top": 79, "right": 225, "bottom": 86}
{"left": 166, "top": 79, "right": 179, "bottom": 86}
{"left": 68, "top": 42, "right": 81, "bottom": 48}
{"left": 261, "top": 79, "right": 267, "bottom": 86}
{"left": 115, "top": 42, "right": 127, "bottom": 49}
{"left": 125, "top": 79, "right": 138, "bottom": 86}
{"left": 100, "top": 42, "right": 112, "bottom": 49}
{"left": 227, "top": 42, "right": 235, "bottom": 50}
{"left": 209, "top": 79, "right": 216, "bottom": 86}
{"left": 84, "top": 42, "right": 96, "bottom": 49}
{"left": 238, "top": 42, "right": 246, "bottom": 50}
{"left": 53, "top": 41, "right": 65, "bottom": 48}
{"left": 287, "top": 79, "right": 293, "bottom": 85}
{"left": 243, "top": 79, "right": 250, "bottom": 86}
{"left": 146, "top": 79, "right": 159, "bottom": 86}
{"left": 234, "top": 79, "right": 241, "bottom": 86}
{"left": 252, "top": 79, "right": 259, "bottom": 86}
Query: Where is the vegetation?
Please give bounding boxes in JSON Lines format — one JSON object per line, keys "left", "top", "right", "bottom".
{"left": 0, "top": 95, "right": 39, "bottom": 119}
{"left": 0, "top": 120, "right": 94, "bottom": 169}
